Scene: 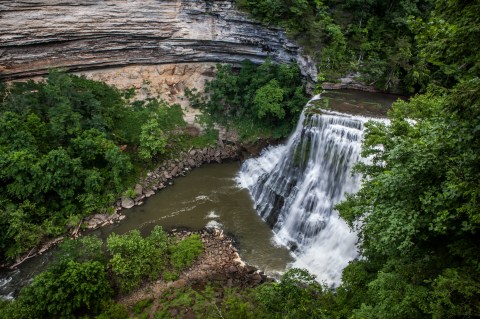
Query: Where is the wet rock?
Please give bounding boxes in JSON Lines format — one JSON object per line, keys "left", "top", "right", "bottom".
{"left": 121, "top": 197, "right": 135, "bottom": 209}
{"left": 171, "top": 166, "right": 179, "bottom": 176}
{"left": 183, "top": 310, "right": 196, "bottom": 319}
{"left": 92, "top": 214, "right": 108, "bottom": 222}
{"left": 245, "top": 265, "right": 258, "bottom": 274}
{"left": 144, "top": 189, "right": 155, "bottom": 197}
{"left": 134, "top": 194, "right": 145, "bottom": 202}
{"left": 251, "top": 273, "right": 263, "bottom": 282}
{"left": 168, "top": 308, "right": 179, "bottom": 317}
{"left": 134, "top": 184, "right": 143, "bottom": 196}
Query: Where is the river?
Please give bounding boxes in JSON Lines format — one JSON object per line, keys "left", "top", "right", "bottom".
{"left": 0, "top": 89, "right": 402, "bottom": 299}
{"left": 0, "top": 162, "right": 293, "bottom": 300}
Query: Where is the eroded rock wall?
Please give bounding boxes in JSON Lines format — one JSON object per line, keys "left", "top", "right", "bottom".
{"left": 0, "top": 0, "right": 317, "bottom": 83}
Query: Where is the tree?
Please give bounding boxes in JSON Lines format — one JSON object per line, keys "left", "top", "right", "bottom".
{"left": 138, "top": 118, "right": 168, "bottom": 160}
{"left": 412, "top": 0, "right": 480, "bottom": 86}
{"left": 254, "top": 80, "right": 285, "bottom": 119}
{"left": 107, "top": 226, "right": 168, "bottom": 293}
{"left": 19, "top": 261, "right": 112, "bottom": 318}
{"left": 336, "top": 78, "right": 480, "bottom": 317}
{"left": 187, "top": 60, "right": 308, "bottom": 140}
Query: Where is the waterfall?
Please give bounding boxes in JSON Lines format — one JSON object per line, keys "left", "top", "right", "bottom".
{"left": 237, "top": 96, "right": 374, "bottom": 286}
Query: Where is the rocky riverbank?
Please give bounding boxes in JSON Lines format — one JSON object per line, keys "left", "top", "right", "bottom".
{"left": 119, "top": 227, "right": 270, "bottom": 311}
{"left": 84, "top": 143, "right": 240, "bottom": 231}
{"left": 5, "top": 142, "right": 242, "bottom": 269}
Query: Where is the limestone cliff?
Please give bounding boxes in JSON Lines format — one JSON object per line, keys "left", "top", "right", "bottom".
{"left": 0, "top": 0, "right": 317, "bottom": 83}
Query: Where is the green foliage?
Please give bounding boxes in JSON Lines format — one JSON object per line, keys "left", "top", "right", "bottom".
{"left": 95, "top": 302, "right": 129, "bottom": 319}
{"left": 0, "top": 299, "right": 37, "bottom": 319}
{"left": 139, "top": 118, "right": 168, "bottom": 160}
{"left": 186, "top": 60, "right": 308, "bottom": 140}
{"left": 411, "top": 0, "right": 480, "bottom": 87}
{"left": 169, "top": 234, "right": 203, "bottom": 271}
{"left": 54, "top": 236, "right": 106, "bottom": 266}
{"left": 107, "top": 226, "right": 168, "bottom": 293}
{"left": 336, "top": 78, "right": 480, "bottom": 317}
{"left": 254, "top": 80, "right": 285, "bottom": 119}
{"left": 254, "top": 268, "right": 327, "bottom": 318}
{"left": 19, "top": 260, "right": 112, "bottom": 318}
{"left": 0, "top": 228, "right": 206, "bottom": 318}
{"left": 0, "top": 71, "right": 133, "bottom": 261}
{"left": 150, "top": 268, "right": 332, "bottom": 319}
{"left": 0, "top": 70, "right": 205, "bottom": 262}
{"left": 236, "top": 0, "right": 435, "bottom": 92}
{"left": 132, "top": 298, "right": 153, "bottom": 315}
{"left": 153, "top": 285, "right": 238, "bottom": 319}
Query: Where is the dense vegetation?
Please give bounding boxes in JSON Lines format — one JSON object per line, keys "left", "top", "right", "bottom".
{"left": 237, "top": 0, "right": 438, "bottom": 93}
{"left": 1, "top": 0, "right": 479, "bottom": 317}
{"left": 192, "top": 1, "right": 479, "bottom": 317}
{"left": 185, "top": 59, "right": 308, "bottom": 140}
{"left": 0, "top": 72, "right": 215, "bottom": 262}
{"left": 330, "top": 2, "right": 480, "bottom": 316}
{"left": 0, "top": 227, "right": 204, "bottom": 318}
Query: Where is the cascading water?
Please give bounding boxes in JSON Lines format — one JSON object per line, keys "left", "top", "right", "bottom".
{"left": 238, "top": 96, "right": 374, "bottom": 286}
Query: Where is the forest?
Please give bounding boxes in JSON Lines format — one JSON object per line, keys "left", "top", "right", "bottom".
{"left": 0, "top": 0, "right": 479, "bottom": 318}
{"left": 0, "top": 71, "right": 216, "bottom": 262}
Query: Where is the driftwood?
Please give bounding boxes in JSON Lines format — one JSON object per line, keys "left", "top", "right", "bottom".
{"left": 71, "top": 220, "right": 83, "bottom": 239}
{"left": 8, "top": 237, "right": 64, "bottom": 270}
{"left": 9, "top": 247, "right": 37, "bottom": 269}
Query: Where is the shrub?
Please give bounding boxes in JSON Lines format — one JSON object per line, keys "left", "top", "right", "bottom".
{"left": 19, "top": 261, "right": 112, "bottom": 318}
{"left": 170, "top": 234, "right": 203, "bottom": 271}
{"left": 107, "top": 226, "right": 168, "bottom": 293}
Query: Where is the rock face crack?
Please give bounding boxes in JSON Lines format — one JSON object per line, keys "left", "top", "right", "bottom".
{"left": 0, "top": 0, "right": 317, "bottom": 82}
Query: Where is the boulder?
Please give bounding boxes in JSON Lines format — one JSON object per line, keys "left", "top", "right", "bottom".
{"left": 144, "top": 189, "right": 155, "bottom": 197}
{"left": 121, "top": 197, "right": 134, "bottom": 209}
{"left": 134, "top": 183, "right": 143, "bottom": 196}
{"left": 171, "top": 166, "right": 179, "bottom": 176}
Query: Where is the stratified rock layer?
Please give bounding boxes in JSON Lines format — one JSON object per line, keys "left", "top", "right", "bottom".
{"left": 0, "top": 0, "right": 317, "bottom": 82}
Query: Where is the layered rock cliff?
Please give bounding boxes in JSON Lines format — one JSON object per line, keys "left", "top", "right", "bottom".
{"left": 0, "top": 0, "right": 317, "bottom": 83}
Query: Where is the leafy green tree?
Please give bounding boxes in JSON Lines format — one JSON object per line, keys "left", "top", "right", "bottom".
{"left": 169, "top": 234, "right": 203, "bottom": 271}
{"left": 19, "top": 260, "right": 112, "bottom": 318}
{"left": 107, "top": 226, "right": 168, "bottom": 293}
{"left": 336, "top": 78, "right": 480, "bottom": 318}
{"left": 138, "top": 118, "right": 168, "bottom": 160}
{"left": 187, "top": 60, "right": 308, "bottom": 140}
{"left": 255, "top": 268, "right": 326, "bottom": 318}
{"left": 412, "top": 0, "right": 480, "bottom": 86}
{"left": 0, "top": 71, "right": 193, "bottom": 261}
{"left": 54, "top": 236, "right": 106, "bottom": 266}
{"left": 254, "top": 80, "right": 285, "bottom": 119}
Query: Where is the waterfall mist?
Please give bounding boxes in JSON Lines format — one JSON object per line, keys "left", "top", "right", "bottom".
{"left": 237, "top": 97, "right": 373, "bottom": 286}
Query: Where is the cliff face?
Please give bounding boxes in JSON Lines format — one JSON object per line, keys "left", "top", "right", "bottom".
{"left": 0, "top": 0, "right": 317, "bottom": 82}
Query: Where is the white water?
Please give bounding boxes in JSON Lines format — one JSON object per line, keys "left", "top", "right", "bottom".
{"left": 237, "top": 98, "right": 375, "bottom": 286}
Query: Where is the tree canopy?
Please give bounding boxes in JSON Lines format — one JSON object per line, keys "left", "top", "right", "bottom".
{"left": 0, "top": 71, "right": 203, "bottom": 262}
{"left": 185, "top": 59, "right": 308, "bottom": 140}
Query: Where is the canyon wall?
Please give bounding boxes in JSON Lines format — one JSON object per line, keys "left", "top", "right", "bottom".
{"left": 0, "top": 0, "right": 317, "bottom": 83}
